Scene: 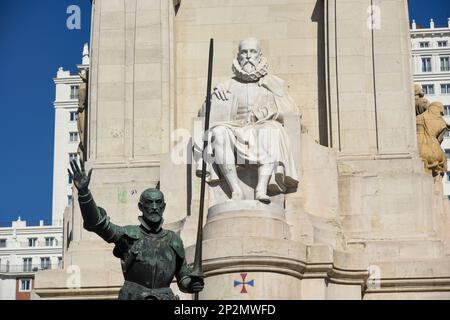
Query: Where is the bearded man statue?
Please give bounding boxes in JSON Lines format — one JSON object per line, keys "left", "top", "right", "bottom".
{"left": 68, "top": 160, "right": 204, "bottom": 300}
{"left": 194, "top": 37, "right": 299, "bottom": 204}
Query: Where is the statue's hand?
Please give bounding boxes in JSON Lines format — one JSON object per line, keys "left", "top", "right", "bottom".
{"left": 213, "top": 84, "right": 230, "bottom": 101}
{"left": 68, "top": 159, "right": 92, "bottom": 194}
{"left": 188, "top": 276, "right": 204, "bottom": 293}
{"left": 252, "top": 103, "right": 278, "bottom": 122}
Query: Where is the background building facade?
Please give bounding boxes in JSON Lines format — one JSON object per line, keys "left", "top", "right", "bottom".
{"left": 52, "top": 44, "right": 89, "bottom": 222}
{"left": 411, "top": 18, "right": 450, "bottom": 195}
{"left": 0, "top": 218, "right": 62, "bottom": 300}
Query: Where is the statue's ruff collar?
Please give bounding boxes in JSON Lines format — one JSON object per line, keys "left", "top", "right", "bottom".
{"left": 232, "top": 56, "right": 269, "bottom": 82}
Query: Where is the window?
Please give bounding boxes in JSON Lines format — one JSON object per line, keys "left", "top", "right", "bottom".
{"left": 0, "top": 239, "right": 6, "bottom": 248}
{"left": 445, "top": 131, "right": 450, "bottom": 138}
{"left": 28, "top": 238, "right": 37, "bottom": 247}
{"left": 45, "top": 237, "right": 55, "bottom": 247}
{"left": 23, "top": 258, "right": 32, "bottom": 272}
{"left": 0, "top": 260, "right": 9, "bottom": 272}
{"left": 69, "top": 132, "right": 79, "bottom": 142}
{"left": 19, "top": 279, "right": 32, "bottom": 292}
{"left": 419, "top": 42, "right": 430, "bottom": 48}
{"left": 69, "top": 153, "right": 78, "bottom": 162}
{"left": 446, "top": 149, "right": 450, "bottom": 159}
{"left": 40, "top": 257, "right": 51, "bottom": 269}
{"left": 441, "top": 57, "right": 450, "bottom": 72}
{"left": 422, "top": 58, "right": 432, "bottom": 72}
{"left": 58, "top": 257, "right": 63, "bottom": 268}
{"left": 68, "top": 195, "right": 73, "bottom": 206}
{"left": 68, "top": 174, "right": 73, "bottom": 184}
{"left": 441, "top": 84, "right": 450, "bottom": 94}
{"left": 438, "top": 41, "right": 448, "bottom": 48}
{"left": 423, "top": 84, "right": 435, "bottom": 95}
{"left": 70, "top": 111, "right": 78, "bottom": 122}
{"left": 445, "top": 105, "right": 450, "bottom": 116}
{"left": 70, "top": 86, "right": 79, "bottom": 100}
{"left": 447, "top": 172, "right": 450, "bottom": 182}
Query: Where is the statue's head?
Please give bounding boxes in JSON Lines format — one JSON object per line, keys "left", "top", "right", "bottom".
{"left": 428, "top": 101, "right": 444, "bottom": 116}
{"left": 138, "top": 188, "right": 166, "bottom": 224}
{"left": 414, "top": 84, "right": 430, "bottom": 116}
{"left": 414, "top": 84, "right": 425, "bottom": 98}
{"left": 237, "top": 37, "right": 262, "bottom": 74}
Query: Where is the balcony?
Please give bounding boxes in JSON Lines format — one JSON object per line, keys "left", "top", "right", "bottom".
{"left": 0, "top": 263, "right": 62, "bottom": 274}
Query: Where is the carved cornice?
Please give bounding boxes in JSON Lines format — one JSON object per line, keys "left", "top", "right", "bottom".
{"left": 33, "top": 286, "right": 120, "bottom": 300}
{"left": 365, "top": 277, "right": 450, "bottom": 294}
{"left": 201, "top": 255, "right": 369, "bottom": 287}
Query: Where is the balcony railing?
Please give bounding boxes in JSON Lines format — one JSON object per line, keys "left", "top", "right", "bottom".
{"left": 18, "top": 241, "right": 61, "bottom": 248}
{"left": 0, "top": 220, "right": 63, "bottom": 228}
{"left": 0, "top": 263, "right": 62, "bottom": 273}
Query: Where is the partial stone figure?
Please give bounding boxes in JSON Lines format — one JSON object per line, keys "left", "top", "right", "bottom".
{"left": 416, "top": 101, "right": 450, "bottom": 177}
{"left": 194, "top": 38, "right": 299, "bottom": 204}
{"left": 77, "top": 68, "right": 88, "bottom": 162}
{"left": 68, "top": 160, "right": 204, "bottom": 300}
{"left": 415, "top": 84, "right": 429, "bottom": 116}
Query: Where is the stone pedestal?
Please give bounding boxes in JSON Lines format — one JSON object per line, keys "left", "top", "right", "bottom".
{"left": 186, "top": 201, "right": 367, "bottom": 300}
{"left": 204, "top": 201, "right": 290, "bottom": 240}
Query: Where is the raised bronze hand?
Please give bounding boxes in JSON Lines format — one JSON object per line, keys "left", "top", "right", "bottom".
{"left": 68, "top": 159, "right": 92, "bottom": 193}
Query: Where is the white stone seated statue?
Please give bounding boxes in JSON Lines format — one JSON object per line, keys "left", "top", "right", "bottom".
{"left": 193, "top": 38, "right": 300, "bottom": 206}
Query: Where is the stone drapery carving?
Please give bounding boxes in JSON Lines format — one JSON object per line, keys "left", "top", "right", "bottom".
{"left": 68, "top": 160, "right": 204, "bottom": 300}
{"left": 417, "top": 101, "right": 450, "bottom": 177}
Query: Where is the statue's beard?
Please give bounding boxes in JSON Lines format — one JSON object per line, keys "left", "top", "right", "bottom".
{"left": 142, "top": 208, "right": 163, "bottom": 225}
{"left": 241, "top": 60, "right": 257, "bottom": 73}
{"left": 145, "top": 213, "right": 161, "bottom": 223}
{"left": 233, "top": 56, "right": 269, "bottom": 82}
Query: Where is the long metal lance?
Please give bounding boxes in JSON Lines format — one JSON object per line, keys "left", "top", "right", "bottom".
{"left": 192, "top": 38, "right": 214, "bottom": 300}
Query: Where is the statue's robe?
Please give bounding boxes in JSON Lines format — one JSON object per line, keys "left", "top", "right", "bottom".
{"left": 415, "top": 96, "right": 429, "bottom": 116}
{"left": 194, "top": 74, "right": 299, "bottom": 193}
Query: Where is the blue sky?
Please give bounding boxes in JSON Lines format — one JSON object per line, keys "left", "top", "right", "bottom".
{"left": 0, "top": 1, "right": 448, "bottom": 226}
{"left": 409, "top": 0, "right": 450, "bottom": 28}
{"left": 0, "top": 0, "right": 91, "bottom": 226}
